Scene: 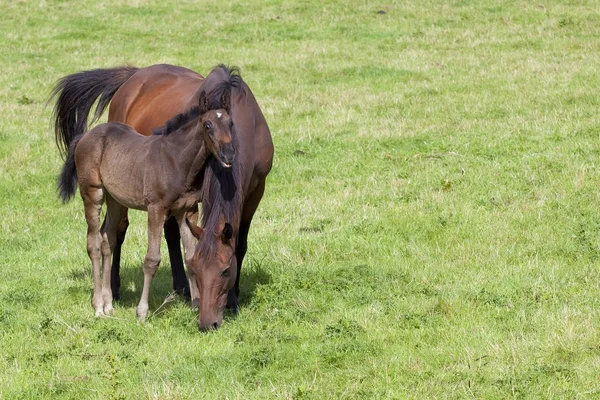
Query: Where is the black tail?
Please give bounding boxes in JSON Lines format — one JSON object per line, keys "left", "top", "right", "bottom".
{"left": 49, "top": 66, "right": 139, "bottom": 159}
{"left": 58, "top": 134, "right": 84, "bottom": 203}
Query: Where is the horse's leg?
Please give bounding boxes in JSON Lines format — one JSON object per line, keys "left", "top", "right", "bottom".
{"left": 227, "top": 180, "right": 266, "bottom": 313}
{"left": 110, "top": 210, "right": 129, "bottom": 301}
{"left": 82, "top": 186, "right": 105, "bottom": 316}
{"left": 101, "top": 196, "right": 126, "bottom": 315}
{"left": 164, "top": 216, "right": 190, "bottom": 298}
{"left": 136, "top": 206, "right": 166, "bottom": 320}
{"left": 177, "top": 213, "right": 200, "bottom": 309}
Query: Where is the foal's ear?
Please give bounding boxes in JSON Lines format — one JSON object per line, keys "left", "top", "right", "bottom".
{"left": 186, "top": 218, "right": 204, "bottom": 239}
{"left": 199, "top": 91, "right": 209, "bottom": 114}
{"left": 222, "top": 223, "right": 233, "bottom": 242}
{"left": 220, "top": 89, "right": 231, "bottom": 114}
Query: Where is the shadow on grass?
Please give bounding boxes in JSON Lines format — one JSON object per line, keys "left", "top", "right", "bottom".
{"left": 67, "top": 257, "right": 273, "bottom": 317}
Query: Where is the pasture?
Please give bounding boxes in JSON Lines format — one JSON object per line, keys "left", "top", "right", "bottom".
{"left": 1, "top": 0, "right": 600, "bottom": 398}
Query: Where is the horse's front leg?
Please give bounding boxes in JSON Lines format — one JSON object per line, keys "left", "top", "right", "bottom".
{"left": 136, "top": 206, "right": 166, "bottom": 320}
{"left": 100, "top": 196, "right": 127, "bottom": 315}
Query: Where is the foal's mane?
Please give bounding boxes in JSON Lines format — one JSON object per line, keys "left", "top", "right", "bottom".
{"left": 152, "top": 106, "right": 200, "bottom": 136}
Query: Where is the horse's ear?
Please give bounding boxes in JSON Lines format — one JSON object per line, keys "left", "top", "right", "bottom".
{"left": 222, "top": 223, "right": 233, "bottom": 242}
{"left": 199, "top": 91, "right": 209, "bottom": 114}
{"left": 220, "top": 89, "right": 231, "bottom": 114}
{"left": 186, "top": 218, "right": 204, "bottom": 239}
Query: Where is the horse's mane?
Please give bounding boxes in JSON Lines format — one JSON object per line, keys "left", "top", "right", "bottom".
{"left": 203, "top": 64, "right": 246, "bottom": 109}
{"left": 196, "top": 155, "right": 243, "bottom": 264}
{"left": 152, "top": 106, "right": 200, "bottom": 136}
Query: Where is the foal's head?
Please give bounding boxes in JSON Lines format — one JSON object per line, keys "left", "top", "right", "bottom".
{"left": 198, "top": 90, "right": 236, "bottom": 168}
{"left": 187, "top": 217, "right": 237, "bottom": 331}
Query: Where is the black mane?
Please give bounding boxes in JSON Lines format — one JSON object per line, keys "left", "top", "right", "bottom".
{"left": 153, "top": 106, "right": 200, "bottom": 136}
{"left": 203, "top": 64, "right": 246, "bottom": 109}
{"left": 196, "top": 152, "right": 243, "bottom": 264}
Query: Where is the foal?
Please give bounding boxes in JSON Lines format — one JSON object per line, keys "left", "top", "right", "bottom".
{"left": 58, "top": 91, "right": 235, "bottom": 319}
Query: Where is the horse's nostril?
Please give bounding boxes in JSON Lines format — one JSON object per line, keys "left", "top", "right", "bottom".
{"left": 211, "top": 322, "right": 219, "bottom": 330}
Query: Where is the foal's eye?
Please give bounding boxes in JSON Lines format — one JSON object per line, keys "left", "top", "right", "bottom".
{"left": 221, "top": 268, "right": 230, "bottom": 278}
{"left": 204, "top": 121, "right": 212, "bottom": 130}
{"left": 229, "top": 120, "right": 234, "bottom": 130}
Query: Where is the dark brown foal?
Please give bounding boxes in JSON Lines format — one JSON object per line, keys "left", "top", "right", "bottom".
{"left": 58, "top": 91, "right": 234, "bottom": 319}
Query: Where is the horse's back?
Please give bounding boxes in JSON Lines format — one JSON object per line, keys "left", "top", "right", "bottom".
{"left": 108, "top": 64, "right": 204, "bottom": 135}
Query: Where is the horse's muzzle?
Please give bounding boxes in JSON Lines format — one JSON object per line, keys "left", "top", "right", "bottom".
{"left": 198, "top": 320, "right": 221, "bottom": 332}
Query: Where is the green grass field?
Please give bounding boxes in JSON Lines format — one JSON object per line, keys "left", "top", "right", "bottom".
{"left": 2, "top": 0, "right": 600, "bottom": 398}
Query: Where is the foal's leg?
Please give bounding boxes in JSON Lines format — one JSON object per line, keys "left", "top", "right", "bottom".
{"left": 136, "top": 206, "right": 166, "bottom": 320}
{"left": 81, "top": 186, "right": 104, "bottom": 316}
{"left": 177, "top": 214, "right": 200, "bottom": 309}
{"left": 100, "top": 196, "right": 126, "bottom": 315}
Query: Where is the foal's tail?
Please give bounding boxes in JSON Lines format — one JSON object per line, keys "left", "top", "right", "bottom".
{"left": 58, "top": 134, "right": 84, "bottom": 203}
{"left": 49, "top": 66, "right": 139, "bottom": 159}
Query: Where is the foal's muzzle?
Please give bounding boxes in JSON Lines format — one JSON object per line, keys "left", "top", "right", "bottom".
{"left": 219, "top": 145, "right": 236, "bottom": 168}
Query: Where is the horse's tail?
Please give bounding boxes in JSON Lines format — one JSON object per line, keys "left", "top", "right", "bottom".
{"left": 49, "top": 66, "right": 139, "bottom": 159}
{"left": 58, "top": 134, "right": 84, "bottom": 203}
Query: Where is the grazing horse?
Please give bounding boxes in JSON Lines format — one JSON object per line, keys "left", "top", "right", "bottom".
{"left": 51, "top": 65, "right": 274, "bottom": 329}
{"left": 58, "top": 91, "right": 234, "bottom": 319}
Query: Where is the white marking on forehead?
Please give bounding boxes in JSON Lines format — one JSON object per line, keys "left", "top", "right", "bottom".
{"left": 216, "top": 112, "right": 222, "bottom": 119}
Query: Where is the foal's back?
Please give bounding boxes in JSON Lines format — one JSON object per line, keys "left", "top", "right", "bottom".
{"left": 75, "top": 122, "right": 161, "bottom": 210}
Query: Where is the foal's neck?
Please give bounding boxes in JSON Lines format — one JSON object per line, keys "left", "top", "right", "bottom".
{"left": 164, "top": 120, "right": 209, "bottom": 189}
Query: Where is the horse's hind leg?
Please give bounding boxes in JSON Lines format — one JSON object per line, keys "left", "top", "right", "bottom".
{"left": 100, "top": 196, "right": 126, "bottom": 314}
{"left": 81, "top": 185, "right": 105, "bottom": 316}
{"left": 136, "top": 206, "right": 166, "bottom": 320}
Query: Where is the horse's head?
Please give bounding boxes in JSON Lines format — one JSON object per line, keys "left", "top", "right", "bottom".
{"left": 199, "top": 91, "right": 236, "bottom": 168}
{"left": 186, "top": 218, "right": 237, "bottom": 331}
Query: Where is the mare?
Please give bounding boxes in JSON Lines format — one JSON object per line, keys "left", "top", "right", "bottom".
{"left": 51, "top": 65, "right": 274, "bottom": 329}
{"left": 58, "top": 91, "right": 234, "bottom": 319}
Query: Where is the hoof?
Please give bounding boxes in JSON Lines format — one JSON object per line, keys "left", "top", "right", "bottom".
{"left": 95, "top": 308, "right": 104, "bottom": 317}
{"left": 103, "top": 304, "right": 114, "bottom": 315}
{"left": 226, "top": 303, "right": 240, "bottom": 315}
{"left": 175, "top": 285, "right": 191, "bottom": 300}
{"left": 136, "top": 307, "right": 148, "bottom": 321}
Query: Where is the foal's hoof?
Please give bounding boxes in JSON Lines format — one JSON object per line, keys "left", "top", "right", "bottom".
{"left": 95, "top": 308, "right": 104, "bottom": 317}
{"left": 136, "top": 307, "right": 148, "bottom": 321}
{"left": 103, "top": 304, "right": 114, "bottom": 315}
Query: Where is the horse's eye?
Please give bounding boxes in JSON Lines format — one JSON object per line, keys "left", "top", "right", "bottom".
{"left": 229, "top": 120, "right": 234, "bottom": 130}
{"left": 204, "top": 121, "right": 212, "bottom": 131}
{"left": 221, "top": 268, "right": 230, "bottom": 278}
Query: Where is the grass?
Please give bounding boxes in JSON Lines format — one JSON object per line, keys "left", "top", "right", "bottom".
{"left": 1, "top": 0, "right": 600, "bottom": 398}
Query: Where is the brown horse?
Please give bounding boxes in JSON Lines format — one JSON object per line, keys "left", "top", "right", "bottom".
{"left": 58, "top": 91, "right": 234, "bottom": 319}
{"left": 51, "top": 65, "right": 273, "bottom": 330}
